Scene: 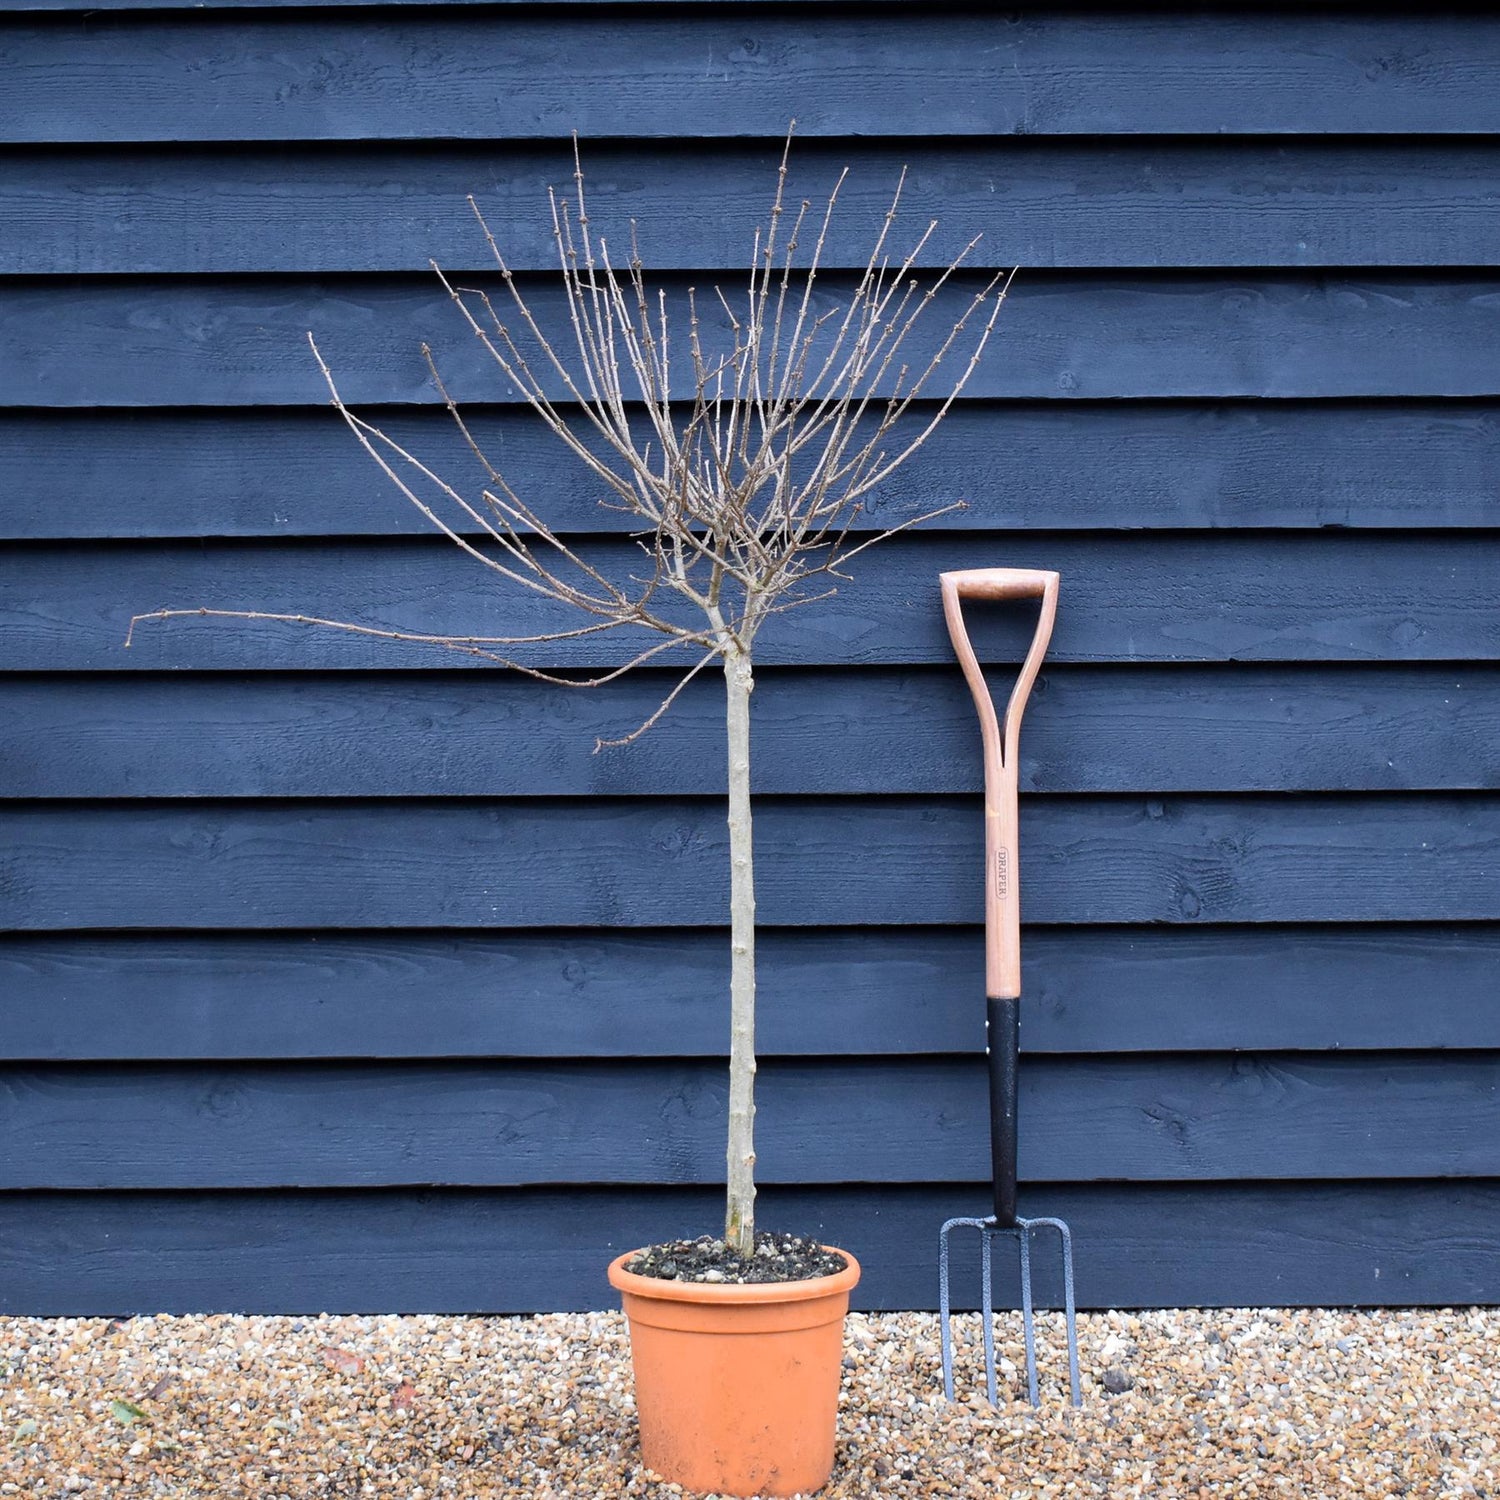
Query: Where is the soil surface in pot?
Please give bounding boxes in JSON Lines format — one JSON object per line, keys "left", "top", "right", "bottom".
{"left": 624, "top": 1231, "right": 847, "bottom": 1285}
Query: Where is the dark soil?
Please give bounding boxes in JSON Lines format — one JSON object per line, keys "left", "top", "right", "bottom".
{"left": 624, "top": 1231, "right": 847, "bottom": 1285}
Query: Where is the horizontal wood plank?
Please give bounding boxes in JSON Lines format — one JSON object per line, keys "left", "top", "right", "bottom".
{"left": 4, "top": 1052, "right": 1498, "bottom": 1188}
{"left": 11, "top": 532, "right": 1500, "bottom": 671}
{"left": 1, "top": 794, "right": 1496, "bottom": 930}
{"left": 5, "top": 12, "right": 1500, "bottom": 143}
{"left": 13, "top": 140, "right": 1500, "bottom": 274}
{"left": 3, "top": 1180, "right": 1495, "bottom": 1313}
{"left": 7, "top": 401, "right": 1500, "bottom": 539}
{"left": 3, "top": 925, "right": 1496, "bottom": 1059}
{"left": 5, "top": 665, "right": 1496, "bottom": 797}
{"left": 8, "top": 273, "right": 1500, "bottom": 409}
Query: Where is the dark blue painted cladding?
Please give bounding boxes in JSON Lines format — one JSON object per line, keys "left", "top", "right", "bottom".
{"left": 5, "top": 926, "right": 1499, "bottom": 1060}
{"left": 9, "top": 402, "right": 1500, "bottom": 537}
{"left": 6, "top": 11, "right": 1500, "bottom": 141}
{"left": 4, "top": 794, "right": 1500, "bottom": 928}
{"left": 8, "top": 1183, "right": 1500, "bottom": 1316}
{"left": 10, "top": 273, "right": 1500, "bottom": 407}
{"left": 9, "top": 1053, "right": 1500, "bottom": 1188}
{"left": 12, "top": 534, "right": 1500, "bottom": 669}
{"left": 12, "top": 141, "right": 1500, "bottom": 274}
{"left": 2, "top": 2, "right": 1499, "bottom": 1313}
{"left": 7, "top": 666, "right": 1499, "bottom": 796}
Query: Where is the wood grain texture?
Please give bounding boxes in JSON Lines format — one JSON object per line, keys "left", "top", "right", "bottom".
{"left": 1, "top": 794, "right": 1496, "bottom": 931}
{"left": 4, "top": 1052, "right": 1497, "bottom": 1188}
{"left": 4, "top": 1180, "right": 1497, "bottom": 1314}
{"left": 11, "top": 532, "right": 1499, "bottom": 672}
{"left": 5, "top": 11, "right": 1500, "bottom": 143}
{"left": 13, "top": 139, "right": 1500, "bottom": 274}
{"left": 8, "top": 401, "right": 1500, "bottom": 540}
{"left": 8, "top": 273, "right": 1500, "bottom": 409}
{"left": 3, "top": 925, "right": 1496, "bottom": 1061}
{"left": 8, "top": 664, "right": 1494, "bottom": 798}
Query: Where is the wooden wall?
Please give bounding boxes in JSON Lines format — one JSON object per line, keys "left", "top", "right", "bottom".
{"left": 2, "top": 3, "right": 1498, "bottom": 1312}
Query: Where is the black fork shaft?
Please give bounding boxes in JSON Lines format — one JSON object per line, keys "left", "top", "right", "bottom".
{"left": 987, "top": 996, "right": 1020, "bottom": 1227}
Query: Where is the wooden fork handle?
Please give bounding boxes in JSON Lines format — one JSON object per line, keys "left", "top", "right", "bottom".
{"left": 940, "top": 568, "right": 1060, "bottom": 1000}
{"left": 940, "top": 568, "right": 1057, "bottom": 603}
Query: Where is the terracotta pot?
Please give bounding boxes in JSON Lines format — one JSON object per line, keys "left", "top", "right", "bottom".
{"left": 608, "top": 1246, "right": 861, "bottom": 1498}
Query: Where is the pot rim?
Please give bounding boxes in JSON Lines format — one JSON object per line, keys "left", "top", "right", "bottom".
{"left": 608, "top": 1245, "right": 860, "bottom": 1305}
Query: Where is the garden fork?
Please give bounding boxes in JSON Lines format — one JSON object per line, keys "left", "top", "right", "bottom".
{"left": 937, "top": 567, "right": 1081, "bottom": 1408}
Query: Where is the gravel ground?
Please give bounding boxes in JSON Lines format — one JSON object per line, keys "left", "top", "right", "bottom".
{"left": 3, "top": 1307, "right": 1496, "bottom": 1497}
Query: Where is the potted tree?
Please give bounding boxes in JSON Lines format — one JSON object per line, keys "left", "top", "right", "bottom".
{"left": 132, "top": 134, "right": 1009, "bottom": 1498}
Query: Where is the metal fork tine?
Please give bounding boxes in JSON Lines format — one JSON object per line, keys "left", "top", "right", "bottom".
{"left": 1017, "top": 1220, "right": 1040, "bottom": 1406}
{"left": 938, "top": 1215, "right": 987, "bottom": 1402}
{"left": 938, "top": 1217, "right": 957, "bottom": 1402}
{"left": 1021, "top": 1216, "right": 1082, "bottom": 1407}
{"left": 1048, "top": 1217, "right": 1082, "bottom": 1406}
{"left": 1057, "top": 1219, "right": 1083, "bottom": 1406}
{"left": 980, "top": 1228, "right": 998, "bottom": 1406}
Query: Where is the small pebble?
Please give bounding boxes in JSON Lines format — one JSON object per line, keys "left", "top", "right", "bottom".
{"left": 0, "top": 1307, "right": 1495, "bottom": 1495}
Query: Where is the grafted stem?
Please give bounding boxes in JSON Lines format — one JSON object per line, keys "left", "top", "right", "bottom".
{"left": 723, "top": 643, "right": 758, "bottom": 1255}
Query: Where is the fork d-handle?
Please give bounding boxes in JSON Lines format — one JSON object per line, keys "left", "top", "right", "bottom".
{"left": 940, "top": 568, "right": 1060, "bottom": 1228}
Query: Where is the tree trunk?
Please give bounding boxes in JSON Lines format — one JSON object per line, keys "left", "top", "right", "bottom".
{"left": 723, "top": 644, "right": 757, "bottom": 1257}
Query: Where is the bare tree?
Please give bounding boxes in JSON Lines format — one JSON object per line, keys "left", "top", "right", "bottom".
{"left": 131, "top": 132, "right": 1011, "bottom": 1258}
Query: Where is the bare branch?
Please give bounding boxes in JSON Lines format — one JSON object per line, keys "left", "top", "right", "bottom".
{"left": 593, "top": 647, "right": 719, "bottom": 750}
{"left": 125, "top": 606, "right": 709, "bottom": 680}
